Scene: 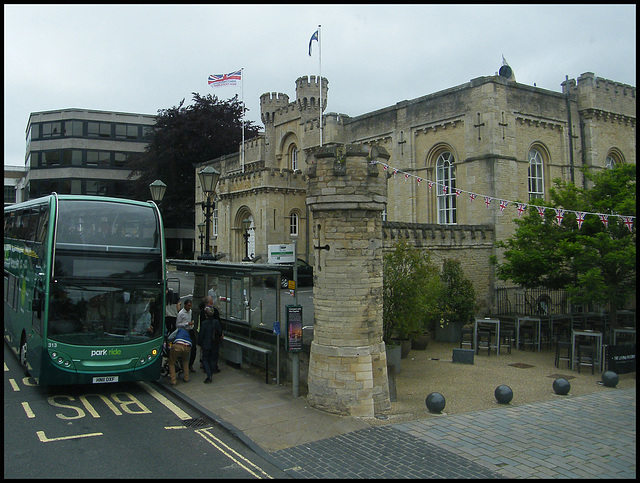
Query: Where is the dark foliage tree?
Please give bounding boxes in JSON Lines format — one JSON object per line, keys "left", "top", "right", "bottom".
{"left": 491, "top": 164, "right": 636, "bottom": 327}
{"left": 126, "top": 93, "right": 259, "bottom": 229}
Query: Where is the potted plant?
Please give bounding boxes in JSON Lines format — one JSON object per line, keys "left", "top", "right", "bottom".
{"left": 435, "top": 258, "right": 477, "bottom": 342}
{"left": 383, "top": 238, "right": 442, "bottom": 358}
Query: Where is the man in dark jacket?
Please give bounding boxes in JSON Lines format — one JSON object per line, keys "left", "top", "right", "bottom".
{"left": 198, "top": 306, "right": 223, "bottom": 383}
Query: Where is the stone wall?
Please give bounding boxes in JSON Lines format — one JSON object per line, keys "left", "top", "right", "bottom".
{"left": 306, "top": 144, "right": 391, "bottom": 417}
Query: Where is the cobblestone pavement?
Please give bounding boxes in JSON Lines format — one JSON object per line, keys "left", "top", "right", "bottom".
{"left": 271, "top": 388, "right": 636, "bottom": 479}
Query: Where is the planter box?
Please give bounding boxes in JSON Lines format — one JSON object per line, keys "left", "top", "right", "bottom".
{"left": 452, "top": 348, "right": 474, "bottom": 364}
{"left": 436, "top": 320, "right": 465, "bottom": 343}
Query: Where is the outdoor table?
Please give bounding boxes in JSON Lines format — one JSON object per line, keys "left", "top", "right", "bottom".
{"left": 612, "top": 327, "right": 636, "bottom": 345}
{"left": 474, "top": 318, "right": 500, "bottom": 355}
{"left": 571, "top": 329, "right": 603, "bottom": 372}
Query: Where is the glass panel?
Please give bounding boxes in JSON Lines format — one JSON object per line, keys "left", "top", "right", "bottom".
{"left": 436, "top": 152, "right": 456, "bottom": 224}
{"left": 87, "top": 122, "right": 99, "bottom": 137}
{"left": 115, "top": 124, "right": 127, "bottom": 139}
{"left": 127, "top": 125, "right": 138, "bottom": 139}
{"left": 48, "top": 283, "right": 163, "bottom": 345}
{"left": 56, "top": 199, "right": 160, "bottom": 249}
{"left": 44, "top": 151, "right": 61, "bottom": 166}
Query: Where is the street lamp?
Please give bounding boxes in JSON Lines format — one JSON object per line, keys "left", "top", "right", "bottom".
{"left": 242, "top": 218, "right": 252, "bottom": 262}
{"left": 149, "top": 179, "right": 167, "bottom": 203}
{"left": 197, "top": 222, "right": 205, "bottom": 256}
{"left": 197, "top": 166, "right": 220, "bottom": 261}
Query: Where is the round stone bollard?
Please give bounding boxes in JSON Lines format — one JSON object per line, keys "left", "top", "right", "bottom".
{"left": 552, "top": 377, "right": 571, "bottom": 395}
{"left": 494, "top": 385, "right": 513, "bottom": 404}
{"left": 602, "top": 371, "right": 619, "bottom": 388}
{"left": 425, "top": 392, "right": 446, "bottom": 413}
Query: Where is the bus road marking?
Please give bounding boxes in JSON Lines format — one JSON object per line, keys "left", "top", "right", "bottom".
{"left": 22, "top": 402, "right": 36, "bottom": 418}
{"left": 36, "top": 430, "right": 103, "bottom": 443}
{"left": 137, "top": 381, "right": 192, "bottom": 420}
{"left": 9, "top": 379, "right": 20, "bottom": 391}
{"left": 195, "top": 428, "right": 274, "bottom": 479}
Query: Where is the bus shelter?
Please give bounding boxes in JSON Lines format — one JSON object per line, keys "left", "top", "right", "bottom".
{"left": 167, "top": 259, "right": 290, "bottom": 383}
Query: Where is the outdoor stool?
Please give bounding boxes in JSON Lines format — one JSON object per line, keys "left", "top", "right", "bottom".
{"left": 577, "top": 340, "right": 597, "bottom": 374}
{"left": 554, "top": 339, "right": 572, "bottom": 368}
{"left": 460, "top": 327, "right": 474, "bottom": 350}
{"left": 519, "top": 324, "right": 537, "bottom": 350}
{"left": 476, "top": 330, "right": 492, "bottom": 356}
{"left": 498, "top": 327, "right": 514, "bottom": 354}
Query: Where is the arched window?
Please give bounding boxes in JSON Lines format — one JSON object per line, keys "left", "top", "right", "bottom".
{"left": 528, "top": 148, "right": 544, "bottom": 200}
{"left": 605, "top": 156, "right": 616, "bottom": 169}
{"left": 436, "top": 152, "right": 456, "bottom": 224}
{"left": 290, "top": 145, "right": 298, "bottom": 171}
{"left": 289, "top": 211, "right": 299, "bottom": 236}
{"left": 605, "top": 149, "right": 624, "bottom": 169}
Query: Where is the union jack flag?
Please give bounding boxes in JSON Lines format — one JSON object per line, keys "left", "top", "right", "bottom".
{"left": 469, "top": 193, "right": 477, "bottom": 202}
{"left": 599, "top": 214, "right": 609, "bottom": 228}
{"left": 576, "top": 212, "right": 586, "bottom": 229}
{"left": 208, "top": 70, "right": 242, "bottom": 87}
{"left": 455, "top": 189, "right": 462, "bottom": 198}
{"left": 499, "top": 200, "right": 509, "bottom": 212}
{"left": 554, "top": 208, "right": 565, "bottom": 225}
{"left": 537, "top": 206, "right": 546, "bottom": 220}
{"left": 620, "top": 216, "right": 634, "bottom": 232}
{"left": 484, "top": 196, "right": 492, "bottom": 209}
{"left": 517, "top": 203, "right": 527, "bottom": 218}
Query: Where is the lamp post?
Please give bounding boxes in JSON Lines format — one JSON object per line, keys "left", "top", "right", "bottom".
{"left": 197, "top": 166, "right": 220, "bottom": 261}
{"left": 149, "top": 179, "right": 167, "bottom": 204}
{"left": 197, "top": 222, "right": 205, "bottom": 256}
{"left": 242, "top": 218, "right": 252, "bottom": 262}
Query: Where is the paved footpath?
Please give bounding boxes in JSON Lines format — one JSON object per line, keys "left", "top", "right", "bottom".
{"left": 271, "top": 388, "right": 636, "bottom": 479}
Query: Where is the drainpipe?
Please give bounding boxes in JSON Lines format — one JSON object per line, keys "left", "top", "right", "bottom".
{"left": 565, "top": 76, "right": 575, "bottom": 184}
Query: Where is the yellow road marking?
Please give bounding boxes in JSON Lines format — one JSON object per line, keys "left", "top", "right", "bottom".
{"left": 22, "top": 402, "right": 35, "bottom": 418}
{"left": 137, "top": 381, "right": 191, "bottom": 420}
{"left": 195, "top": 427, "right": 273, "bottom": 479}
{"left": 37, "top": 430, "right": 103, "bottom": 443}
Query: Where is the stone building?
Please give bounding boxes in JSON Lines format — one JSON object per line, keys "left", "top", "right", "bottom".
{"left": 196, "top": 66, "right": 636, "bottom": 313}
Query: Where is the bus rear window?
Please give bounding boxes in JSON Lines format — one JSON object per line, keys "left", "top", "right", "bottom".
{"left": 56, "top": 200, "right": 159, "bottom": 249}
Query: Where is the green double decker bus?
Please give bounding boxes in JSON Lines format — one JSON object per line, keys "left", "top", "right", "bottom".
{"left": 4, "top": 194, "right": 166, "bottom": 385}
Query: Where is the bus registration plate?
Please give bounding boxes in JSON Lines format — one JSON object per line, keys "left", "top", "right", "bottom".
{"left": 93, "top": 376, "right": 118, "bottom": 384}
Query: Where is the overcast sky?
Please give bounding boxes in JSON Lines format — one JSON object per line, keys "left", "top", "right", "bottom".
{"left": 4, "top": 4, "right": 636, "bottom": 167}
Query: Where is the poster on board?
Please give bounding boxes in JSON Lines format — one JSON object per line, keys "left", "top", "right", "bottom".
{"left": 286, "top": 305, "right": 303, "bottom": 352}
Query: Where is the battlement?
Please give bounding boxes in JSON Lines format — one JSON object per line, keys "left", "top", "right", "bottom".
{"left": 260, "top": 92, "right": 291, "bottom": 124}
{"left": 563, "top": 72, "right": 636, "bottom": 119}
{"left": 295, "top": 75, "right": 328, "bottom": 121}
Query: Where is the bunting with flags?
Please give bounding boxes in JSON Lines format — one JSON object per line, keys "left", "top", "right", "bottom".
{"left": 368, "top": 159, "right": 635, "bottom": 232}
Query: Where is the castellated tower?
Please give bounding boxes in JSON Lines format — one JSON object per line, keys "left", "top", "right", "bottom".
{"left": 260, "top": 92, "right": 290, "bottom": 167}
{"left": 305, "top": 143, "right": 392, "bottom": 417}
{"left": 295, "top": 75, "right": 328, "bottom": 125}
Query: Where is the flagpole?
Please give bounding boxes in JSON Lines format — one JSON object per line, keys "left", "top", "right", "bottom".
{"left": 318, "top": 25, "right": 322, "bottom": 147}
{"left": 241, "top": 67, "right": 245, "bottom": 173}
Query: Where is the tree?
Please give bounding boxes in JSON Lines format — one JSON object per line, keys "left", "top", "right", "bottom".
{"left": 383, "top": 238, "right": 442, "bottom": 342}
{"left": 492, "top": 164, "right": 636, "bottom": 327}
{"left": 437, "top": 258, "right": 476, "bottom": 326}
{"left": 126, "top": 92, "right": 259, "bottom": 229}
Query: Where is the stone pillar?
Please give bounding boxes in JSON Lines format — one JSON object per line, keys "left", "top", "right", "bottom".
{"left": 305, "top": 144, "right": 391, "bottom": 417}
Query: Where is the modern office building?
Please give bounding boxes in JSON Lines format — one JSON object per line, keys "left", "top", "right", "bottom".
{"left": 24, "top": 108, "right": 156, "bottom": 199}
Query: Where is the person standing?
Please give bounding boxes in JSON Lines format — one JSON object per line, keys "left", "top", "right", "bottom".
{"left": 198, "top": 306, "right": 223, "bottom": 383}
{"left": 176, "top": 299, "right": 196, "bottom": 373}
{"left": 168, "top": 327, "right": 191, "bottom": 386}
